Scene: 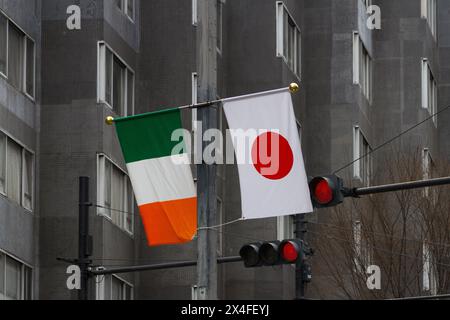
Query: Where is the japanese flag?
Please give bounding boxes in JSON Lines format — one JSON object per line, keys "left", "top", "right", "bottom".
{"left": 223, "top": 88, "right": 313, "bottom": 220}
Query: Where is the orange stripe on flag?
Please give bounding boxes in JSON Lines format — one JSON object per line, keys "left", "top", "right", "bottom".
{"left": 139, "top": 197, "right": 197, "bottom": 246}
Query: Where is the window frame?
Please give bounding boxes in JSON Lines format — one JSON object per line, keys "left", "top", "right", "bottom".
{"left": 0, "top": 249, "right": 33, "bottom": 301}
{"left": 216, "top": 0, "right": 224, "bottom": 54}
{"left": 353, "top": 32, "right": 373, "bottom": 103}
{"left": 276, "top": 1, "right": 302, "bottom": 79}
{"left": 422, "top": 148, "right": 436, "bottom": 200}
{"left": 0, "top": 128, "right": 35, "bottom": 212}
{"left": 0, "top": 12, "right": 8, "bottom": 79}
{"left": 0, "top": 10, "right": 36, "bottom": 101}
{"left": 97, "top": 153, "right": 135, "bottom": 236}
{"left": 421, "top": 58, "right": 438, "bottom": 126}
{"left": 421, "top": 0, "right": 437, "bottom": 38}
{"left": 95, "top": 273, "right": 134, "bottom": 300}
{"left": 116, "top": 0, "right": 135, "bottom": 22}
{"left": 353, "top": 126, "right": 372, "bottom": 186}
{"left": 192, "top": 0, "right": 198, "bottom": 26}
{"left": 98, "top": 41, "right": 135, "bottom": 117}
{"left": 422, "top": 240, "right": 438, "bottom": 294}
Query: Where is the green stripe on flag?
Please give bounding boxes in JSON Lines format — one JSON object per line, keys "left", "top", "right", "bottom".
{"left": 115, "top": 108, "right": 184, "bottom": 164}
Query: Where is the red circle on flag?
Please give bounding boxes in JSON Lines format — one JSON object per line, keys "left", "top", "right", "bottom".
{"left": 251, "top": 132, "right": 294, "bottom": 180}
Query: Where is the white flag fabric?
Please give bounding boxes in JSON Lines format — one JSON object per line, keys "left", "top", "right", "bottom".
{"left": 223, "top": 88, "right": 313, "bottom": 220}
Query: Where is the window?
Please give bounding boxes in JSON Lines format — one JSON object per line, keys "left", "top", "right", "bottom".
{"left": 422, "top": 148, "right": 436, "bottom": 200}
{"left": 353, "top": 32, "right": 372, "bottom": 102}
{"left": 98, "top": 43, "right": 135, "bottom": 116}
{"left": 116, "top": 0, "right": 135, "bottom": 21}
{"left": 1, "top": 16, "right": 35, "bottom": 98}
{"left": 0, "top": 14, "right": 6, "bottom": 76}
{"left": 353, "top": 126, "right": 372, "bottom": 186}
{"left": 192, "top": 0, "right": 198, "bottom": 25}
{"left": 277, "top": 215, "right": 295, "bottom": 241}
{"left": 422, "top": 0, "right": 437, "bottom": 37}
{"left": 353, "top": 221, "right": 373, "bottom": 272}
{"left": 217, "top": 0, "right": 223, "bottom": 53}
{"left": 7, "top": 140, "right": 22, "bottom": 204}
{"left": 0, "top": 132, "right": 34, "bottom": 210}
{"left": 22, "top": 150, "right": 33, "bottom": 211}
{"left": 421, "top": 59, "right": 437, "bottom": 126}
{"left": 8, "top": 24, "right": 23, "bottom": 90}
{"left": 0, "top": 251, "right": 32, "bottom": 300}
{"left": 96, "top": 274, "right": 133, "bottom": 300}
{"left": 0, "top": 132, "right": 5, "bottom": 194}
{"left": 423, "top": 241, "right": 437, "bottom": 294}
{"left": 276, "top": 2, "right": 301, "bottom": 78}
{"left": 97, "top": 154, "right": 134, "bottom": 234}
{"left": 25, "top": 38, "right": 34, "bottom": 97}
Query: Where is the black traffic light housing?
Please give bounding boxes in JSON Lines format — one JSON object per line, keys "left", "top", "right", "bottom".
{"left": 240, "top": 239, "right": 309, "bottom": 268}
{"left": 309, "top": 175, "right": 345, "bottom": 208}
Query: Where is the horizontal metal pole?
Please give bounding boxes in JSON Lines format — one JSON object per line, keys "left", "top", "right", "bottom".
{"left": 349, "top": 176, "right": 450, "bottom": 197}
{"left": 387, "top": 293, "right": 450, "bottom": 300}
{"left": 89, "top": 256, "right": 242, "bottom": 276}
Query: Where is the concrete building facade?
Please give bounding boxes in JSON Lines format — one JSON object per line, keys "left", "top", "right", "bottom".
{"left": 0, "top": 0, "right": 448, "bottom": 300}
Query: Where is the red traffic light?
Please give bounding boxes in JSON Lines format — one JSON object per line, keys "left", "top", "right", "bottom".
{"left": 309, "top": 175, "right": 345, "bottom": 208}
{"left": 280, "top": 241, "right": 300, "bottom": 263}
{"left": 313, "top": 179, "right": 333, "bottom": 205}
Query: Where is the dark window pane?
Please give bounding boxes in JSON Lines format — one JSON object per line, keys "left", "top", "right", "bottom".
{"left": 0, "top": 15, "right": 6, "bottom": 75}
{"left": 105, "top": 48, "right": 113, "bottom": 105}
{"left": 113, "top": 57, "right": 125, "bottom": 115}
{"left": 5, "top": 256, "right": 20, "bottom": 300}
{"left": 117, "top": 0, "right": 123, "bottom": 10}
{"left": 23, "top": 267, "right": 32, "bottom": 300}
{"left": 8, "top": 24, "right": 24, "bottom": 90}
{"left": 127, "top": 70, "right": 134, "bottom": 116}
{"left": 127, "top": 0, "right": 134, "bottom": 19}
{"left": 26, "top": 38, "right": 34, "bottom": 97}
{"left": 6, "top": 139, "right": 22, "bottom": 204}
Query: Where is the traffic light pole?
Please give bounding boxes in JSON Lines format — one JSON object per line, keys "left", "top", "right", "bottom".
{"left": 78, "top": 177, "right": 92, "bottom": 300}
{"left": 89, "top": 256, "right": 242, "bottom": 276}
{"left": 343, "top": 176, "right": 450, "bottom": 198}
{"left": 295, "top": 214, "right": 307, "bottom": 300}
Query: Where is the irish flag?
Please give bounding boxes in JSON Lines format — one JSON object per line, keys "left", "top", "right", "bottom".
{"left": 114, "top": 109, "right": 197, "bottom": 246}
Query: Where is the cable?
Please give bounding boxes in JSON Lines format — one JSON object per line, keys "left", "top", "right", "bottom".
{"left": 333, "top": 105, "right": 450, "bottom": 175}
{"left": 94, "top": 204, "right": 245, "bottom": 232}
{"left": 197, "top": 218, "right": 245, "bottom": 231}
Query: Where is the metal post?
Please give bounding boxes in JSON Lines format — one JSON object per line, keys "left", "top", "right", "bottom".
{"left": 295, "top": 214, "right": 307, "bottom": 299}
{"left": 196, "top": 0, "right": 218, "bottom": 301}
{"left": 89, "top": 256, "right": 243, "bottom": 277}
{"left": 78, "top": 177, "right": 91, "bottom": 300}
{"left": 347, "top": 176, "right": 450, "bottom": 197}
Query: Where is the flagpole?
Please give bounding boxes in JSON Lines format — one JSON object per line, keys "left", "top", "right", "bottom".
{"left": 104, "top": 83, "right": 300, "bottom": 125}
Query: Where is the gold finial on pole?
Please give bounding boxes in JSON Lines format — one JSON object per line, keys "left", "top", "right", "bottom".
{"left": 289, "top": 83, "right": 300, "bottom": 94}
{"left": 105, "top": 116, "right": 115, "bottom": 126}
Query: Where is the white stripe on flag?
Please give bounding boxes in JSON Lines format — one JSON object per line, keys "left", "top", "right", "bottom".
{"left": 127, "top": 154, "right": 196, "bottom": 206}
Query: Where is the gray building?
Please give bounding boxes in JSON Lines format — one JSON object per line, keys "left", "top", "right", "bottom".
{"left": 0, "top": 0, "right": 448, "bottom": 300}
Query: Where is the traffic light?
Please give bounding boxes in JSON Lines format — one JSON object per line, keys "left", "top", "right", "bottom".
{"left": 309, "top": 175, "right": 345, "bottom": 208}
{"left": 239, "top": 239, "right": 307, "bottom": 268}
